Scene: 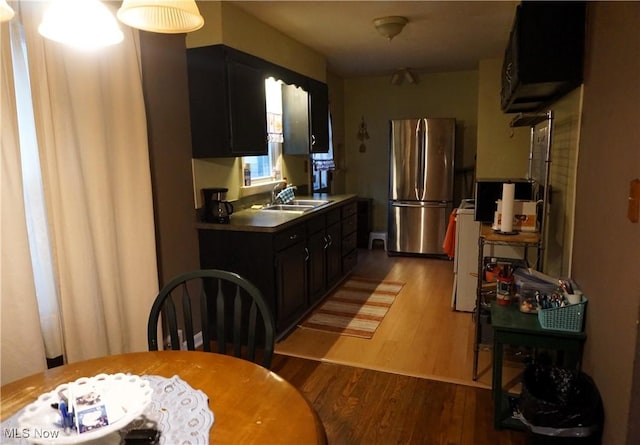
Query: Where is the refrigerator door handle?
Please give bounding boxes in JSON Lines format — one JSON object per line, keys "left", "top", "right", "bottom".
{"left": 392, "top": 201, "right": 449, "bottom": 208}
{"left": 415, "top": 119, "right": 426, "bottom": 201}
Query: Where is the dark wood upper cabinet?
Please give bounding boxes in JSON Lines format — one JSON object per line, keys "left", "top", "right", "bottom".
{"left": 282, "top": 84, "right": 310, "bottom": 155}
{"left": 227, "top": 58, "right": 268, "bottom": 155}
{"left": 282, "top": 78, "right": 330, "bottom": 155}
{"left": 187, "top": 44, "right": 330, "bottom": 157}
{"left": 187, "top": 45, "right": 268, "bottom": 158}
{"left": 307, "top": 78, "right": 330, "bottom": 154}
{"left": 500, "top": 2, "right": 586, "bottom": 113}
{"left": 263, "top": 63, "right": 307, "bottom": 90}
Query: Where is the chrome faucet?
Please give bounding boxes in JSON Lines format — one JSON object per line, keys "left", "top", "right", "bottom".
{"left": 271, "top": 182, "right": 285, "bottom": 205}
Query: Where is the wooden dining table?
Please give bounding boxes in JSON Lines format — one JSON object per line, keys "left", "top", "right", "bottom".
{"left": 0, "top": 351, "right": 326, "bottom": 444}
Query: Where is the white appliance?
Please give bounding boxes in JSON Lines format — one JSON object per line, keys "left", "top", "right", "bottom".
{"left": 451, "top": 199, "right": 530, "bottom": 312}
{"left": 451, "top": 200, "right": 479, "bottom": 312}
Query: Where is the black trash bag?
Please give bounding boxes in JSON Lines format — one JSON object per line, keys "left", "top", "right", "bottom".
{"left": 520, "top": 363, "right": 604, "bottom": 438}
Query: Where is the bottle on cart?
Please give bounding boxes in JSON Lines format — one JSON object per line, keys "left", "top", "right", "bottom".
{"left": 496, "top": 264, "right": 514, "bottom": 305}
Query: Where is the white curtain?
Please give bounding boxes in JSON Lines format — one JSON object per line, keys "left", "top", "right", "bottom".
{"left": 1, "top": 21, "right": 48, "bottom": 384}
{"left": 1, "top": 2, "right": 159, "bottom": 382}
{"left": 9, "top": 11, "right": 64, "bottom": 361}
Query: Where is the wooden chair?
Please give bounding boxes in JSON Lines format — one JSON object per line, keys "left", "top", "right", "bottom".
{"left": 147, "top": 269, "right": 275, "bottom": 368}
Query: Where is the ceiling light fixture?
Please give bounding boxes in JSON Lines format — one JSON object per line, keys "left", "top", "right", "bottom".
{"left": 117, "top": 0, "right": 204, "bottom": 34}
{"left": 38, "top": 0, "right": 124, "bottom": 50}
{"left": 373, "top": 16, "right": 408, "bottom": 41}
{"left": 0, "top": 0, "right": 15, "bottom": 23}
{"left": 390, "top": 71, "right": 402, "bottom": 86}
{"left": 390, "top": 68, "right": 419, "bottom": 86}
{"left": 404, "top": 69, "right": 417, "bottom": 84}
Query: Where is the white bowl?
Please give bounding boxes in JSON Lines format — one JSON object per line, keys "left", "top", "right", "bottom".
{"left": 18, "top": 373, "right": 152, "bottom": 444}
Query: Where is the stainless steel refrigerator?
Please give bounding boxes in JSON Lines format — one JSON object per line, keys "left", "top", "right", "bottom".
{"left": 388, "top": 118, "right": 455, "bottom": 255}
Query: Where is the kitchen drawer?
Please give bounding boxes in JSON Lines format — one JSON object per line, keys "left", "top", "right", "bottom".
{"left": 342, "top": 214, "right": 357, "bottom": 236}
{"left": 342, "top": 231, "right": 357, "bottom": 255}
{"left": 327, "top": 208, "right": 341, "bottom": 226}
{"left": 341, "top": 200, "right": 357, "bottom": 217}
{"left": 306, "top": 213, "right": 326, "bottom": 234}
{"left": 274, "top": 224, "right": 306, "bottom": 251}
{"left": 342, "top": 250, "right": 358, "bottom": 274}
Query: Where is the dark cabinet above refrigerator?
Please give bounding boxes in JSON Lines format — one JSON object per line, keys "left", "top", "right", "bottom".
{"left": 500, "top": 2, "right": 586, "bottom": 114}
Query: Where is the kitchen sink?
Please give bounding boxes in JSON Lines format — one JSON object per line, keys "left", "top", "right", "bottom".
{"left": 291, "top": 199, "right": 332, "bottom": 207}
{"left": 260, "top": 199, "right": 333, "bottom": 214}
{"left": 261, "top": 204, "right": 315, "bottom": 213}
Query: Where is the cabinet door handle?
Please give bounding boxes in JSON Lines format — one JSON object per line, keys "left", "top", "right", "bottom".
{"left": 311, "top": 135, "right": 316, "bottom": 146}
{"left": 506, "top": 62, "right": 513, "bottom": 89}
{"left": 289, "top": 234, "right": 298, "bottom": 240}
{"left": 323, "top": 235, "right": 329, "bottom": 249}
{"left": 327, "top": 234, "right": 333, "bottom": 246}
{"left": 304, "top": 247, "right": 310, "bottom": 261}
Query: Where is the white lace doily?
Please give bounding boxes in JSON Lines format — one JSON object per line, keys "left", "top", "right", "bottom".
{"left": 137, "top": 375, "right": 214, "bottom": 445}
{"left": 1, "top": 375, "right": 214, "bottom": 445}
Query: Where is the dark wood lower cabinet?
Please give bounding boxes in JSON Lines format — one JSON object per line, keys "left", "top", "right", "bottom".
{"left": 275, "top": 240, "right": 308, "bottom": 333}
{"left": 325, "top": 222, "right": 342, "bottom": 288}
{"left": 341, "top": 200, "right": 358, "bottom": 275}
{"left": 307, "top": 228, "right": 328, "bottom": 305}
{"left": 198, "top": 198, "right": 358, "bottom": 339}
{"left": 307, "top": 214, "right": 343, "bottom": 306}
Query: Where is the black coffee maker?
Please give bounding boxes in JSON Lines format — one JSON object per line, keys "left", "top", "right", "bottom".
{"left": 202, "top": 188, "right": 234, "bottom": 223}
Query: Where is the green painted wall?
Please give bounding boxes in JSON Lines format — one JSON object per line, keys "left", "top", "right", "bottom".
{"left": 476, "top": 58, "right": 530, "bottom": 179}
{"left": 343, "top": 71, "right": 479, "bottom": 231}
{"left": 187, "top": 1, "right": 326, "bottom": 80}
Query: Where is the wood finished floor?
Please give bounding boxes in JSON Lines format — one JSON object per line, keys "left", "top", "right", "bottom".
{"left": 272, "top": 354, "right": 527, "bottom": 445}
{"left": 276, "top": 247, "right": 497, "bottom": 388}
{"left": 273, "top": 248, "right": 527, "bottom": 444}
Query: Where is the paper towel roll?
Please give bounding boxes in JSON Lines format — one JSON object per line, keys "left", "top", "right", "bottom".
{"left": 501, "top": 183, "right": 515, "bottom": 233}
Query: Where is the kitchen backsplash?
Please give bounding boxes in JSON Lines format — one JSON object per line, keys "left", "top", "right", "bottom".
{"left": 192, "top": 155, "right": 310, "bottom": 209}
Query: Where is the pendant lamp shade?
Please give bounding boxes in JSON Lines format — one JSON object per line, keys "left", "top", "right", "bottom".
{"left": 117, "top": 0, "right": 204, "bottom": 34}
{"left": 38, "top": 0, "right": 124, "bottom": 50}
{"left": 0, "top": 0, "right": 15, "bottom": 22}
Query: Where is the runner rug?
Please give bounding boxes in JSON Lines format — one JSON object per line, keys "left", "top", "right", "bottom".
{"left": 300, "top": 276, "right": 405, "bottom": 339}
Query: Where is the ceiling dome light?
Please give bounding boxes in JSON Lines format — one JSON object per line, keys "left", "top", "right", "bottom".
{"left": 0, "top": 0, "right": 15, "bottom": 23}
{"left": 38, "top": 0, "right": 124, "bottom": 50}
{"left": 373, "top": 16, "right": 408, "bottom": 41}
{"left": 117, "top": 0, "right": 204, "bottom": 34}
{"left": 390, "top": 68, "right": 419, "bottom": 86}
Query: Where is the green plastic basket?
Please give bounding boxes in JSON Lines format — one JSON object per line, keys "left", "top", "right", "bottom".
{"left": 537, "top": 297, "right": 587, "bottom": 332}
